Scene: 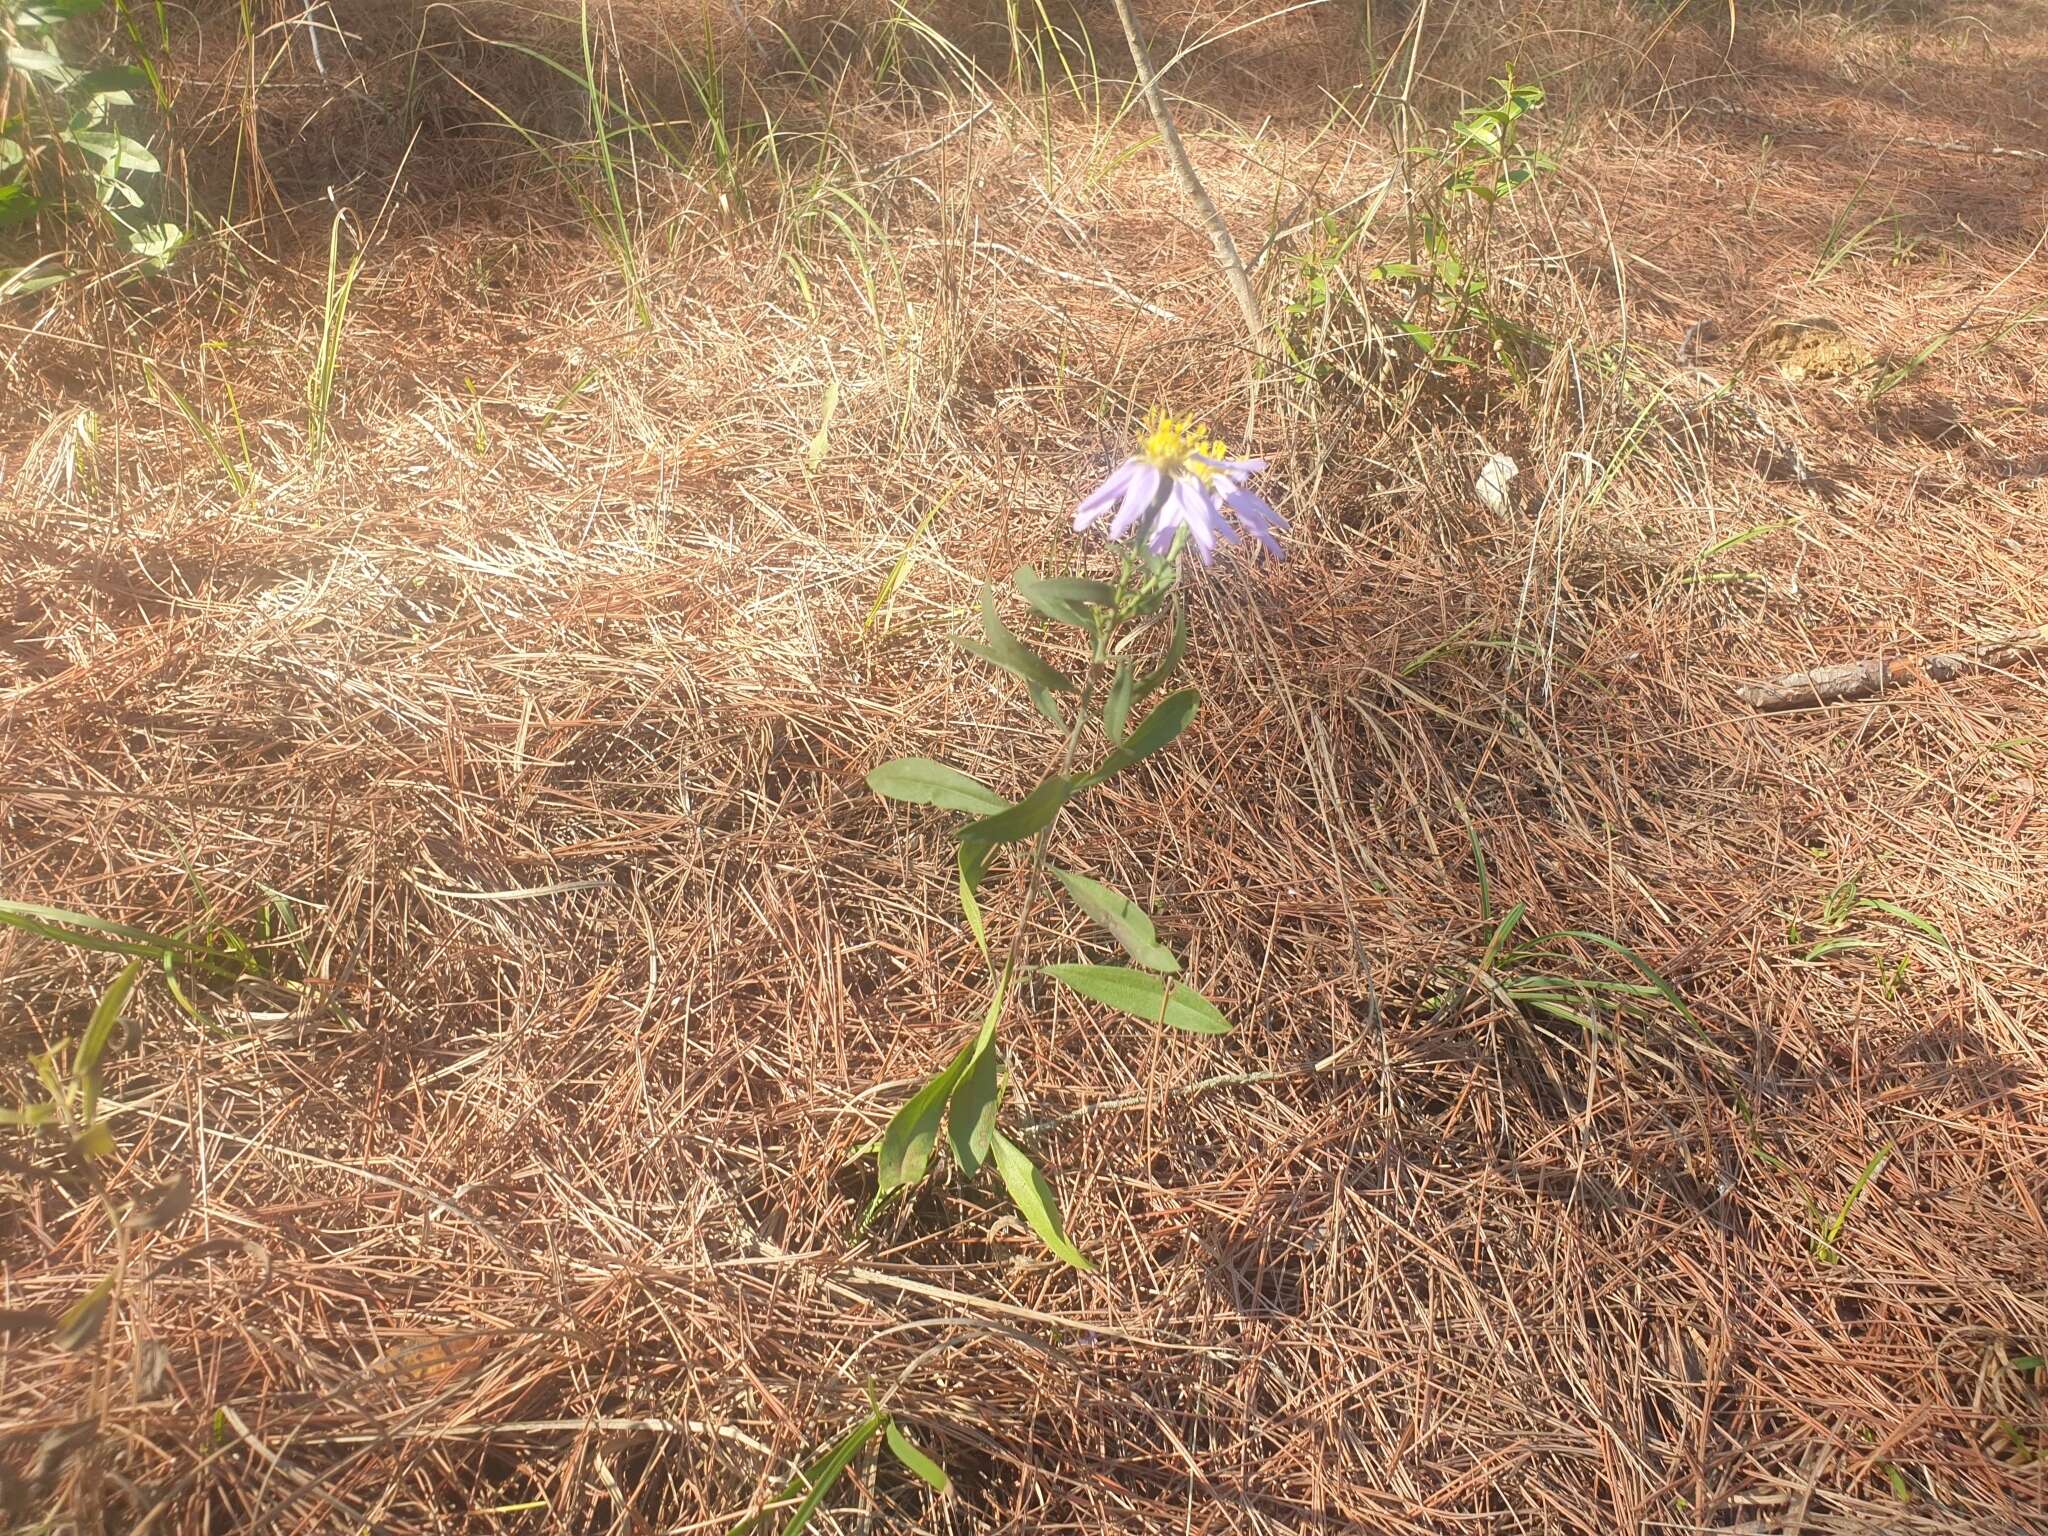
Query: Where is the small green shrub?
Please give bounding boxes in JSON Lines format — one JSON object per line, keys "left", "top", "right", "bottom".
{"left": 2, "top": 0, "right": 184, "bottom": 292}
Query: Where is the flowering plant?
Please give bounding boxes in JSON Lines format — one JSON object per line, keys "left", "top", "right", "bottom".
{"left": 863, "top": 415, "right": 1285, "bottom": 1264}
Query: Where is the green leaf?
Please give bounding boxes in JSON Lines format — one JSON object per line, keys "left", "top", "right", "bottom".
{"left": 1856, "top": 896, "right": 1948, "bottom": 947}
{"left": 72, "top": 1120, "right": 116, "bottom": 1161}
{"left": 124, "top": 221, "right": 184, "bottom": 266}
{"left": 1023, "top": 679, "right": 1066, "bottom": 728}
{"left": 1102, "top": 662, "right": 1134, "bottom": 744}
{"left": 875, "top": 1041, "right": 973, "bottom": 1196}
{"left": 990, "top": 1131, "right": 1092, "bottom": 1270}
{"left": 727, "top": 1411, "right": 886, "bottom": 1536}
{"left": 1013, "top": 566, "right": 1114, "bottom": 629}
{"left": 74, "top": 64, "right": 148, "bottom": 104}
{"left": 76, "top": 958, "right": 142, "bottom": 1138}
{"left": 803, "top": 377, "right": 838, "bottom": 473}
{"left": 0, "top": 183, "right": 39, "bottom": 230}
{"left": 1051, "top": 868, "right": 1178, "bottom": 972}
{"left": 865, "top": 476, "right": 959, "bottom": 634}
{"left": 884, "top": 1419, "right": 950, "bottom": 1492}
{"left": 1134, "top": 604, "right": 1188, "bottom": 699}
{"left": 0, "top": 264, "right": 72, "bottom": 297}
{"left": 18, "top": 0, "right": 106, "bottom": 25}
{"left": 1078, "top": 688, "right": 1198, "bottom": 789}
{"left": 867, "top": 757, "right": 1010, "bottom": 816}
{"left": 774, "top": 1413, "right": 884, "bottom": 1536}
{"left": 0, "top": 900, "right": 184, "bottom": 958}
{"left": 959, "top": 585, "right": 1075, "bottom": 694}
{"left": 956, "top": 841, "right": 989, "bottom": 955}
{"left": 1544, "top": 928, "right": 1700, "bottom": 1028}
{"left": 54, "top": 1274, "right": 115, "bottom": 1351}
{"left": 76, "top": 958, "right": 142, "bottom": 1083}
{"left": 5, "top": 46, "right": 76, "bottom": 85}
{"left": 947, "top": 1036, "right": 1000, "bottom": 1177}
{"left": 68, "top": 130, "right": 159, "bottom": 173}
{"left": 1042, "top": 963, "right": 1230, "bottom": 1033}
{"left": 959, "top": 774, "right": 1071, "bottom": 849}
{"left": 958, "top": 634, "right": 1076, "bottom": 699}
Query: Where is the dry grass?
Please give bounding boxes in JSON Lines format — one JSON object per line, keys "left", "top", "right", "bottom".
{"left": 4, "top": 0, "right": 2047, "bottom": 1531}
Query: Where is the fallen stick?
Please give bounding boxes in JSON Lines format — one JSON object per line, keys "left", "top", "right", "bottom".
{"left": 1735, "top": 627, "right": 2048, "bottom": 710}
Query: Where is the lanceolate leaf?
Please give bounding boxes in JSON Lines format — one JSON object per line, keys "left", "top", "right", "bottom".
{"left": 73, "top": 1121, "right": 116, "bottom": 1161}
{"left": 1024, "top": 680, "right": 1066, "bottom": 728}
{"left": 4, "top": 46, "right": 76, "bottom": 84}
{"left": 1135, "top": 604, "right": 1188, "bottom": 699}
{"left": 0, "top": 184, "right": 39, "bottom": 229}
{"left": 0, "top": 900, "right": 184, "bottom": 959}
{"left": 875, "top": 1041, "right": 973, "bottom": 1196}
{"left": 1013, "top": 566, "right": 1114, "bottom": 629}
{"left": 1102, "top": 662, "right": 1135, "bottom": 744}
{"left": 1545, "top": 928, "right": 1700, "bottom": 1027}
{"left": 990, "top": 1132, "right": 1092, "bottom": 1270}
{"left": 726, "top": 1410, "right": 886, "bottom": 1536}
{"left": 959, "top": 585, "right": 1075, "bottom": 695}
{"left": 68, "top": 131, "right": 160, "bottom": 174}
{"left": 1041, "top": 963, "right": 1231, "bottom": 1033}
{"left": 77, "top": 959, "right": 142, "bottom": 1074}
{"left": 1078, "top": 688, "right": 1199, "bottom": 789}
{"left": 959, "top": 774, "right": 1071, "bottom": 849}
{"left": 956, "top": 842, "right": 989, "bottom": 954}
{"left": 866, "top": 757, "right": 1010, "bottom": 816}
{"left": 54, "top": 1274, "right": 116, "bottom": 1351}
{"left": 947, "top": 1036, "right": 1001, "bottom": 1177}
{"left": 73, "top": 64, "right": 149, "bottom": 104}
{"left": 1051, "top": 868, "right": 1178, "bottom": 972}
{"left": 884, "top": 1418, "right": 950, "bottom": 1492}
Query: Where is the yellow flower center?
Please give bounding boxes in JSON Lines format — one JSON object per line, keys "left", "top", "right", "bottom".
{"left": 1140, "top": 413, "right": 1228, "bottom": 484}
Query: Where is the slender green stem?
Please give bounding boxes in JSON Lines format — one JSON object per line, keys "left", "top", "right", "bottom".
{"left": 990, "top": 624, "right": 1113, "bottom": 1000}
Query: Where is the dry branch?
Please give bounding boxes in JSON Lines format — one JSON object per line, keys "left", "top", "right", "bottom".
{"left": 1108, "top": 0, "right": 1265, "bottom": 352}
{"left": 1735, "top": 627, "right": 2048, "bottom": 710}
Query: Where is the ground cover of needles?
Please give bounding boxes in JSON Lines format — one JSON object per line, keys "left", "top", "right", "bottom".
{"left": 3, "top": 2, "right": 2047, "bottom": 1531}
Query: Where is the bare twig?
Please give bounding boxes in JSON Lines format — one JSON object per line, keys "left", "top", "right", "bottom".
{"left": 1107, "top": 0, "right": 1264, "bottom": 351}
{"left": 869, "top": 101, "right": 994, "bottom": 178}
{"left": 1736, "top": 627, "right": 2048, "bottom": 710}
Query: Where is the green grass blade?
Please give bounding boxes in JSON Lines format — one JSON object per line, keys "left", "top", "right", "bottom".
{"left": 727, "top": 1411, "right": 886, "bottom": 1536}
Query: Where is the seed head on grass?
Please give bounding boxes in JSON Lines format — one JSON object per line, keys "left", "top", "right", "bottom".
{"left": 1074, "top": 412, "right": 1288, "bottom": 562}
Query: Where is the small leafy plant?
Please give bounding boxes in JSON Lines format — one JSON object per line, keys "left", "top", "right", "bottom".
{"left": 862, "top": 413, "right": 1288, "bottom": 1267}
{"left": 1784, "top": 876, "right": 1947, "bottom": 998}
{"left": 1279, "top": 207, "right": 1396, "bottom": 391}
{"left": 2, "top": 0, "right": 183, "bottom": 289}
{"left": 1809, "top": 1143, "right": 1893, "bottom": 1267}
{"left": 728, "top": 1390, "right": 948, "bottom": 1536}
{"left": 1371, "top": 70, "right": 1555, "bottom": 373}
{"left": 0, "top": 898, "right": 277, "bottom": 1364}
{"left": 1433, "top": 829, "right": 1705, "bottom": 1089}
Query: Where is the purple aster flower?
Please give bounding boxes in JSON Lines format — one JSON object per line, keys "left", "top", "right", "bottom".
{"left": 1073, "top": 414, "right": 1285, "bottom": 564}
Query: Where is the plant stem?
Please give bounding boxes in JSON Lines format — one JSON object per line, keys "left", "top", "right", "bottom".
{"left": 1106, "top": 0, "right": 1264, "bottom": 354}
{"left": 991, "top": 627, "right": 1113, "bottom": 998}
